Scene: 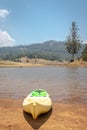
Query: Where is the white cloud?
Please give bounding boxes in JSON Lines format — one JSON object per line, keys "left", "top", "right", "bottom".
{"left": 0, "top": 30, "right": 15, "bottom": 47}
{"left": 0, "top": 9, "right": 9, "bottom": 18}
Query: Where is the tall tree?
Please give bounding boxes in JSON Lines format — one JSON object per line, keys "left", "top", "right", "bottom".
{"left": 65, "top": 21, "right": 81, "bottom": 61}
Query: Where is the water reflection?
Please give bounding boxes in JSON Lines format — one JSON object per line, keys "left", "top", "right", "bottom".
{"left": 64, "top": 67, "right": 87, "bottom": 103}
{"left": 0, "top": 67, "right": 87, "bottom": 103}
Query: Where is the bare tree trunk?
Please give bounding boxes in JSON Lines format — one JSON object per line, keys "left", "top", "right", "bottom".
{"left": 72, "top": 54, "right": 74, "bottom": 61}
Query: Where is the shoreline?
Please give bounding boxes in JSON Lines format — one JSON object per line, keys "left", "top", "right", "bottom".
{"left": 0, "top": 59, "right": 87, "bottom": 67}
{"left": 0, "top": 98, "right": 87, "bottom": 130}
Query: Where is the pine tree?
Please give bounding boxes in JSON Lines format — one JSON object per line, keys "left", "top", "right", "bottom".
{"left": 65, "top": 21, "right": 81, "bottom": 61}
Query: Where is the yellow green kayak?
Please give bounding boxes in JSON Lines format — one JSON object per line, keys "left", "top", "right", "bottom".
{"left": 22, "top": 89, "right": 52, "bottom": 119}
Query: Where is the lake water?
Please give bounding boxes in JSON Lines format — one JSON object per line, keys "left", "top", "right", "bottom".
{"left": 0, "top": 66, "right": 87, "bottom": 103}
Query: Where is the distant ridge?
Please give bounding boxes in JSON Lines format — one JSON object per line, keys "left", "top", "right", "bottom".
{"left": 0, "top": 40, "right": 85, "bottom": 61}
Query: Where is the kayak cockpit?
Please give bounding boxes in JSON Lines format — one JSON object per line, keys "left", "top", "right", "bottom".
{"left": 30, "top": 89, "right": 49, "bottom": 97}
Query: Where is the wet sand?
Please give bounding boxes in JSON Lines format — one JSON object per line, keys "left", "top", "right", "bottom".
{"left": 0, "top": 99, "right": 87, "bottom": 130}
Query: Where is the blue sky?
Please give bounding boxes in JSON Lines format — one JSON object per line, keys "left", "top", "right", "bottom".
{"left": 0, "top": 0, "right": 87, "bottom": 47}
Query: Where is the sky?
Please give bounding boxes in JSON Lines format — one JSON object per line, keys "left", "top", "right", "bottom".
{"left": 0, "top": 0, "right": 87, "bottom": 47}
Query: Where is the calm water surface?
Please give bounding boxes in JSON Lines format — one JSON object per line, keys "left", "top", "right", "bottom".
{"left": 0, "top": 66, "right": 87, "bottom": 103}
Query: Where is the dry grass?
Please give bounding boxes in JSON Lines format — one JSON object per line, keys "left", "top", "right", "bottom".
{"left": 0, "top": 59, "right": 87, "bottom": 67}
{"left": 66, "top": 59, "right": 87, "bottom": 67}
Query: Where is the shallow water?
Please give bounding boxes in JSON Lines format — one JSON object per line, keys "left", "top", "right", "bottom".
{"left": 0, "top": 66, "right": 87, "bottom": 103}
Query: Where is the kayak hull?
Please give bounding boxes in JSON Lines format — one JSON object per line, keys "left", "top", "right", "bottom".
{"left": 23, "top": 91, "right": 52, "bottom": 119}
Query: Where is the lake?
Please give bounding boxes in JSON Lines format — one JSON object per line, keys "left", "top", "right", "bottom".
{"left": 0, "top": 66, "right": 87, "bottom": 103}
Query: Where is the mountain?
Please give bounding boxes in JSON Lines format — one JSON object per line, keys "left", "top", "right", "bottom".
{"left": 0, "top": 40, "right": 85, "bottom": 61}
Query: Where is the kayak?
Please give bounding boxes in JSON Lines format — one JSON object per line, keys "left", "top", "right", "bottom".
{"left": 22, "top": 89, "right": 52, "bottom": 119}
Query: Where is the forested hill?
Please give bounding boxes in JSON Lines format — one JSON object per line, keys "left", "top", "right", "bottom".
{"left": 0, "top": 40, "right": 84, "bottom": 61}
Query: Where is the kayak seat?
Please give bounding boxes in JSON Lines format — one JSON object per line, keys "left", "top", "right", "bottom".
{"left": 31, "top": 90, "right": 47, "bottom": 97}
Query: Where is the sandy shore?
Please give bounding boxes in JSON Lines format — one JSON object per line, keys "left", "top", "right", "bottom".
{"left": 0, "top": 59, "right": 87, "bottom": 67}
{"left": 0, "top": 99, "right": 87, "bottom": 130}
{"left": 0, "top": 60, "right": 45, "bottom": 67}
